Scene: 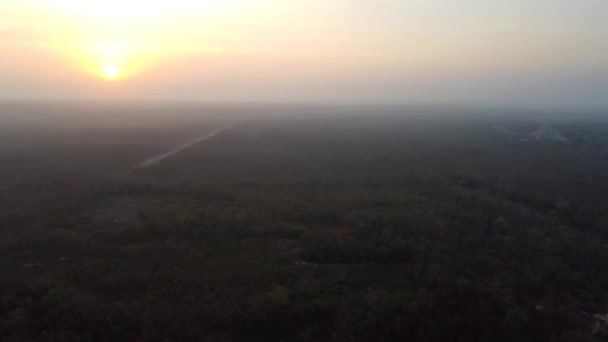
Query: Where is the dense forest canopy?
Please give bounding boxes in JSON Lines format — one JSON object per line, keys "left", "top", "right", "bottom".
{"left": 1, "top": 103, "right": 608, "bottom": 340}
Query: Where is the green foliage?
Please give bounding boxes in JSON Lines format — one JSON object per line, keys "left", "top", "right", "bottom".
{"left": 1, "top": 109, "right": 608, "bottom": 340}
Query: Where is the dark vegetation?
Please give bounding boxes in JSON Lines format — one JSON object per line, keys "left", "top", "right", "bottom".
{"left": 1, "top": 103, "right": 608, "bottom": 340}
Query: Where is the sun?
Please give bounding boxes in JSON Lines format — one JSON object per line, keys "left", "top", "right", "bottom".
{"left": 101, "top": 65, "right": 122, "bottom": 80}
{"left": 24, "top": 0, "right": 250, "bottom": 81}
{"left": 79, "top": 44, "right": 156, "bottom": 81}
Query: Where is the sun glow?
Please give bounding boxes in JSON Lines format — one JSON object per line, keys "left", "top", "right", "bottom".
{"left": 2, "top": 0, "right": 292, "bottom": 83}
{"left": 101, "top": 65, "right": 121, "bottom": 80}
{"left": 73, "top": 43, "right": 157, "bottom": 81}
{"left": 80, "top": 44, "right": 131, "bottom": 80}
{"left": 23, "top": 0, "right": 247, "bottom": 81}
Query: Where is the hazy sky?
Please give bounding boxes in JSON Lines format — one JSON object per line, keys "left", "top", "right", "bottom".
{"left": 1, "top": 0, "right": 607, "bottom": 106}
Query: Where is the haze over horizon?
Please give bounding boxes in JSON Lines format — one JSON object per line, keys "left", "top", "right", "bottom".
{"left": 1, "top": 0, "right": 607, "bottom": 107}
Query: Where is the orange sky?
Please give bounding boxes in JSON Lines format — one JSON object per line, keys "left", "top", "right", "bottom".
{"left": 1, "top": 0, "right": 607, "bottom": 105}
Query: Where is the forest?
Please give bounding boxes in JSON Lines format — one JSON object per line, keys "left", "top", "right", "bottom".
{"left": 1, "top": 103, "right": 608, "bottom": 340}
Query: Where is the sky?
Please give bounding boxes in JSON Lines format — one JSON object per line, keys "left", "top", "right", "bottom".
{"left": 0, "top": 0, "right": 607, "bottom": 106}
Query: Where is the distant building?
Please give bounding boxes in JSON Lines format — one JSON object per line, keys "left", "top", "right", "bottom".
{"left": 530, "top": 124, "right": 569, "bottom": 142}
